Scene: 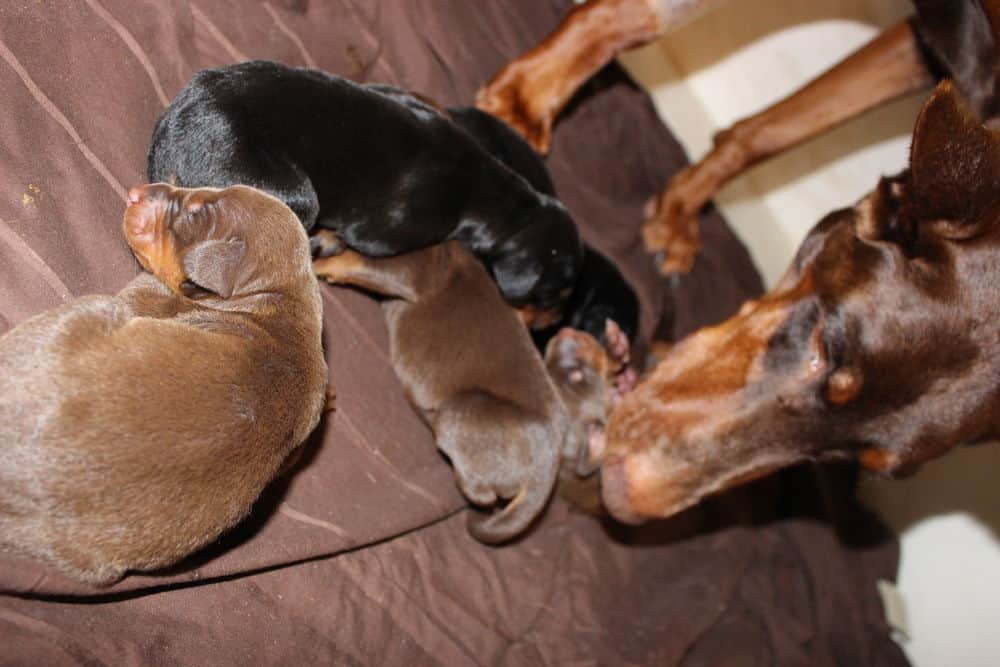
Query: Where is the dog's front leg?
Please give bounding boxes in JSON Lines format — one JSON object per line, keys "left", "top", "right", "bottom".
{"left": 477, "top": 0, "right": 718, "bottom": 153}
{"left": 642, "top": 19, "right": 934, "bottom": 274}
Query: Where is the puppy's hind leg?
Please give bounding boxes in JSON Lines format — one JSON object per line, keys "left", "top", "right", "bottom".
{"left": 313, "top": 249, "right": 429, "bottom": 301}
{"left": 310, "top": 229, "right": 347, "bottom": 258}
{"left": 432, "top": 392, "right": 560, "bottom": 544}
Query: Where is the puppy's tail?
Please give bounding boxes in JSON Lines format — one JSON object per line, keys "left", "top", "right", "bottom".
{"left": 466, "top": 431, "right": 560, "bottom": 545}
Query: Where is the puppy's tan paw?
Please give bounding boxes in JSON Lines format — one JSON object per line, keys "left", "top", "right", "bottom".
{"left": 313, "top": 249, "right": 363, "bottom": 284}
{"left": 476, "top": 71, "right": 554, "bottom": 154}
{"left": 310, "top": 229, "right": 346, "bottom": 258}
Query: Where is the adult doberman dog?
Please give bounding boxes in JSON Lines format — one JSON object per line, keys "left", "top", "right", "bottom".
{"left": 600, "top": 82, "right": 1000, "bottom": 523}
{"left": 477, "top": 0, "right": 1000, "bottom": 273}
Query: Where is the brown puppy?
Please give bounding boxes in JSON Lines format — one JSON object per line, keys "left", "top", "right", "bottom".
{"left": 0, "top": 184, "right": 327, "bottom": 585}
{"left": 544, "top": 322, "right": 634, "bottom": 514}
{"left": 602, "top": 82, "right": 1000, "bottom": 523}
{"left": 478, "top": 0, "right": 999, "bottom": 273}
{"left": 314, "top": 242, "right": 564, "bottom": 543}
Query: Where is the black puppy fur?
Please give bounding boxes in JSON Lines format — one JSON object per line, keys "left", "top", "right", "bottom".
{"left": 147, "top": 60, "right": 582, "bottom": 313}
{"left": 447, "top": 107, "right": 639, "bottom": 348}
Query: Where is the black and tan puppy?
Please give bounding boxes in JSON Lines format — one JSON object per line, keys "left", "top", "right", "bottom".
{"left": 0, "top": 184, "right": 327, "bottom": 585}
{"left": 147, "top": 60, "right": 583, "bottom": 326}
{"left": 447, "top": 106, "right": 640, "bottom": 348}
{"left": 314, "top": 242, "right": 564, "bottom": 543}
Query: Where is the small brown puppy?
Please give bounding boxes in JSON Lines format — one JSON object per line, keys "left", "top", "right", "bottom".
{"left": 314, "top": 242, "right": 564, "bottom": 543}
{"left": 0, "top": 184, "right": 327, "bottom": 585}
{"left": 544, "top": 322, "right": 634, "bottom": 514}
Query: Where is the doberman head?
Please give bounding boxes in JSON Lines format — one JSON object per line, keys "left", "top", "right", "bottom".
{"left": 602, "top": 80, "right": 1000, "bottom": 523}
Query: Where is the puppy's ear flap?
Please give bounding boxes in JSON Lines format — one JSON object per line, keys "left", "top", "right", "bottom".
{"left": 182, "top": 239, "right": 247, "bottom": 298}
{"left": 909, "top": 80, "right": 1000, "bottom": 238}
{"left": 491, "top": 247, "right": 543, "bottom": 305}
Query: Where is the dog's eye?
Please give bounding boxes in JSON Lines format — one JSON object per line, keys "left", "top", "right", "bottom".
{"left": 808, "top": 352, "right": 823, "bottom": 373}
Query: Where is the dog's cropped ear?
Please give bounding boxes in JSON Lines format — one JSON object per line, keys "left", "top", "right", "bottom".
{"left": 182, "top": 238, "right": 247, "bottom": 298}
{"left": 909, "top": 80, "right": 1000, "bottom": 238}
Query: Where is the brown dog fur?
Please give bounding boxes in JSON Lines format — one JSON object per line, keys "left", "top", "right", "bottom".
{"left": 478, "top": 0, "right": 998, "bottom": 273}
{"left": 475, "top": 0, "right": 671, "bottom": 153}
{"left": 0, "top": 184, "right": 327, "bottom": 584}
{"left": 314, "top": 242, "right": 565, "bottom": 543}
{"left": 641, "top": 18, "right": 934, "bottom": 272}
{"left": 602, "top": 81, "right": 1000, "bottom": 523}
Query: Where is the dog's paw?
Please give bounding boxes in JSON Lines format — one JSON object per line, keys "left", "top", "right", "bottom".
{"left": 476, "top": 69, "right": 553, "bottom": 154}
{"left": 641, "top": 187, "right": 701, "bottom": 276}
{"left": 603, "top": 319, "right": 630, "bottom": 368}
{"left": 457, "top": 473, "right": 499, "bottom": 507}
{"left": 310, "top": 229, "right": 346, "bottom": 258}
{"left": 312, "top": 249, "right": 363, "bottom": 284}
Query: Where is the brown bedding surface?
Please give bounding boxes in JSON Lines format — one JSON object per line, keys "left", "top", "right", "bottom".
{"left": 0, "top": 0, "right": 906, "bottom": 664}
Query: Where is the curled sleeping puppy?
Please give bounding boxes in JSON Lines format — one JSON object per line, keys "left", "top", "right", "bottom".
{"left": 543, "top": 321, "right": 635, "bottom": 515}
{"left": 314, "top": 242, "right": 565, "bottom": 543}
{"left": 447, "top": 106, "right": 640, "bottom": 349}
{"left": 147, "top": 60, "right": 583, "bottom": 327}
{"left": 0, "top": 184, "right": 327, "bottom": 585}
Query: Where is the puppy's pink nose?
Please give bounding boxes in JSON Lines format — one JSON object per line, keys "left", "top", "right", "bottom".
{"left": 127, "top": 183, "right": 175, "bottom": 207}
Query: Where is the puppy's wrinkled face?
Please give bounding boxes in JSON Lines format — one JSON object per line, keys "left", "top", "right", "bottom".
{"left": 124, "top": 183, "right": 305, "bottom": 300}
{"left": 602, "top": 81, "right": 1000, "bottom": 524}
{"left": 545, "top": 321, "right": 632, "bottom": 476}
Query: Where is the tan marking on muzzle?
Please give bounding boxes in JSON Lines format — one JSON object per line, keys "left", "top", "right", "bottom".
{"left": 517, "top": 303, "right": 564, "bottom": 329}
{"left": 601, "top": 449, "right": 700, "bottom": 524}
{"left": 826, "top": 367, "right": 864, "bottom": 405}
{"left": 602, "top": 273, "right": 817, "bottom": 520}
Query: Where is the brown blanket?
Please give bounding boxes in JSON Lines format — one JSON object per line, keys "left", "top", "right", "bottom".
{"left": 0, "top": 0, "right": 905, "bottom": 664}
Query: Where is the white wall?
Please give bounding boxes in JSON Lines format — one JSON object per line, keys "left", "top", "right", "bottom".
{"left": 617, "top": 1, "right": 1000, "bottom": 664}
